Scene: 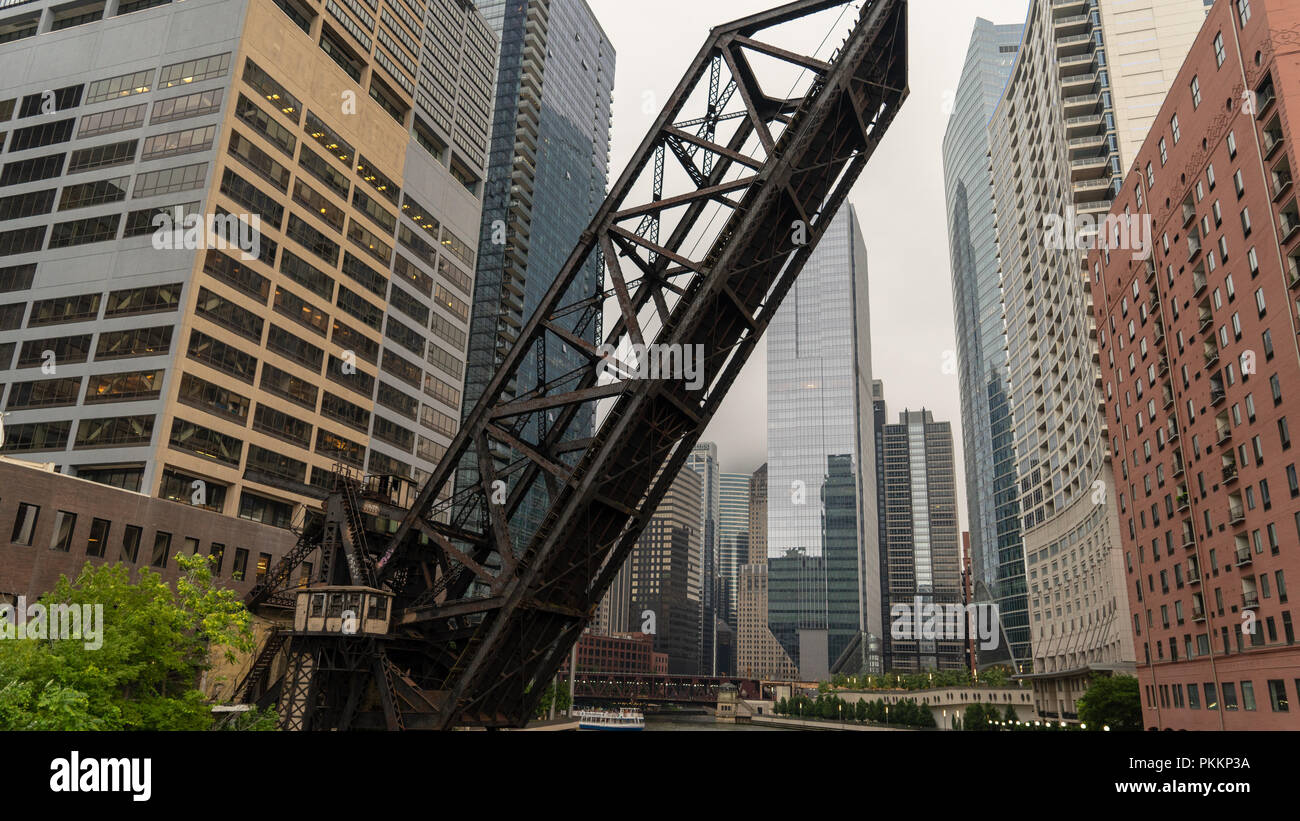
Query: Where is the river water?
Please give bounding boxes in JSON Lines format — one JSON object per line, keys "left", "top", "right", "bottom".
{"left": 642, "top": 714, "right": 786, "bottom": 731}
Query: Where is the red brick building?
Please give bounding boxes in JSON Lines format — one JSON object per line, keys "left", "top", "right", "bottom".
{"left": 0, "top": 456, "right": 298, "bottom": 602}
{"left": 1088, "top": 0, "right": 1300, "bottom": 729}
{"left": 575, "top": 631, "right": 668, "bottom": 675}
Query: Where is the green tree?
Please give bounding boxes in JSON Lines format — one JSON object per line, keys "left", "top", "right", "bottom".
{"left": 776, "top": 697, "right": 788, "bottom": 715}
{"left": 214, "top": 706, "right": 280, "bottom": 731}
{"left": 1004, "top": 704, "right": 1019, "bottom": 723}
{"left": 1077, "top": 674, "right": 1142, "bottom": 731}
{"left": 963, "top": 703, "right": 995, "bottom": 731}
{"left": 855, "top": 699, "right": 867, "bottom": 722}
{"left": 918, "top": 703, "right": 937, "bottom": 728}
{"left": 980, "top": 666, "right": 1010, "bottom": 687}
{"left": 532, "top": 680, "right": 573, "bottom": 719}
{"left": 0, "top": 554, "right": 254, "bottom": 730}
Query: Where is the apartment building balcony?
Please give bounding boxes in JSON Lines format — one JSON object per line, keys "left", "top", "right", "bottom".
{"left": 1061, "top": 71, "right": 1099, "bottom": 93}
{"left": 1187, "top": 559, "right": 1202, "bottom": 584}
{"left": 1053, "top": 12, "right": 1091, "bottom": 34}
{"left": 1075, "top": 198, "right": 1112, "bottom": 217}
{"left": 1172, "top": 455, "right": 1186, "bottom": 478}
{"left": 1065, "top": 111, "right": 1105, "bottom": 135}
{"left": 1197, "top": 298, "right": 1214, "bottom": 334}
{"left": 1187, "top": 229, "right": 1203, "bottom": 263}
{"left": 1287, "top": 247, "right": 1300, "bottom": 289}
{"left": 1157, "top": 355, "right": 1170, "bottom": 377}
{"left": 1192, "top": 604, "right": 1207, "bottom": 622}
{"left": 1216, "top": 413, "right": 1233, "bottom": 445}
{"left": 1228, "top": 497, "right": 1246, "bottom": 525}
{"left": 1145, "top": 260, "right": 1159, "bottom": 285}
{"left": 1182, "top": 521, "right": 1196, "bottom": 550}
{"left": 1070, "top": 153, "right": 1110, "bottom": 181}
{"left": 1167, "top": 419, "right": 1180, "bottom": 442}
{"left": 1176, "top": 485, "right": 1190, "bottom": 512}
{"left": 1052, "top": 0, "right": 1088, "bottom": 10}
{"left": 1063, "top": 92, "right": 1101, "bottom": 113}
{"left": 1163, "top": 387, "right": 1175, "bottom": 410}
{"left": 1058, "top": 52, "right": 1095, "bottom": 75}
{"left": 1203, "top": 338, "right": 1220, "bottom": 367}
{"left": 1236, "top": 537, "right": 1253, "bottom": 567}
{"left": 1242, "top": 593, "right": 1261, "bottom": 610}
{"left": 1279, "top": 199, "right": 1300, "bottom": 246}
{"left": 1222, "top": 459, "right": 1239, "bottom": 485}
{"left": 1068, "top": 134, "right": 1106, "bottom": 154}
{"left": 1073, "top": 178, "right": 1111, "bottom": 198}
{"left": 1254, "top": 75, "right": 1276, "bottom": 122}
{"left": 1271, "top": 155, "right": 1293, "bottom": 203}
{"left": 1263, "top": 115, "right": 1285, "bottom": 161}
{"left": 1055, "top": 32, "right": 1094, "bottom": 58}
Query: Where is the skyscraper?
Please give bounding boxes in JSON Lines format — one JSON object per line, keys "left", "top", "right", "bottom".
{"left": 881, "top": 408, "right": 964, "bottom": 672}
{"left": 942, "top": 17, "right": 1029, "bottom": 672}
{"left": 0, "top": 0, "right": 495, "bottom": 524}
{"left": 989, "top": 0, "right": 1207, "bottom": 719}
{"left": 687, "top": 441, "right": 720, "bottom": 674}
{"left": 461, "top": 0, "right": 614, "bottom": 545}
{"left": 749, "top": 462, "right": 768, "bottom": 563}
{"left": 736, "top": 462, "right": 797, "bottom": 679}
{"left": 624, "top": 463, "right": 703, "bottom": 675}
{"left": 718, "top": 472, "right": 749, "bottom": 636}
{"left": 766, "top": 203, "right": 879, "bottom": 679}
{"left": 1089, "top": 0, "right": 1300, "bottom": 730}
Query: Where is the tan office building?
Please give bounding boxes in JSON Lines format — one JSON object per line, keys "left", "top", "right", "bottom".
{"left": 0, "top": 0, "right": 495, "bottom": 529}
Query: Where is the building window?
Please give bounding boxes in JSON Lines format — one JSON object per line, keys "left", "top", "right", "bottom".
{"left": 238, "top": 491, "right": 294, "bottom": 529}
{"left": 150, "top": 531, "right": 172, "bottom": 567}
{"left": 158, "top": 467, "right": 228, "bottom": 512}
{"left": 8, "top": 502, "right": 40, "bottom": 545}
{"left": 85, "top": 69, "right": 153, "bottom": 105}
{"left": 120, "top": 524, "right": 143, "bottom": 563}
{"left": 1268, "top": 679, "right": 1288, "bottom": 711}
{"left": 158, "top": 52, "right": 231, "bottom": 89}
{"left": 85, "top": 517, "right": 110, "bottom": 557}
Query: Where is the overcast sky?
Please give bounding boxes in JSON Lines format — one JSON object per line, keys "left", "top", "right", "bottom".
{"left": 586, "top": 0, "right": 1031, "bottom": 530}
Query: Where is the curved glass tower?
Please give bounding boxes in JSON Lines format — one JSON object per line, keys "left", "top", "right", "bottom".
{"left": 941, "top": 18, "right": 1028, "bottom": 671}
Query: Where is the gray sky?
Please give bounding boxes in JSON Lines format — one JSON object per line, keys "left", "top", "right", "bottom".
{"left": 587, "top": 0, "right": 1030, "bottom": 530}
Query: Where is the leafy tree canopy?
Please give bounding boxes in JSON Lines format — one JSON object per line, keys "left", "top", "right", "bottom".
{"left": 0, "top": 554, "right": 254, "bottom": 730}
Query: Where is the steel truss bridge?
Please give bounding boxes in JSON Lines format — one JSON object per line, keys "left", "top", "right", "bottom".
{"left": 566, "top": 673, "right": 762, "bottom": 704}
{"left": 234, "top": 0, "right": 909, "bottom": 730}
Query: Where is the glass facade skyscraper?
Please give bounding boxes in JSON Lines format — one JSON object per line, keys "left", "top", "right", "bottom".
{"left": 686, "top": 442, "right": 720, "bottom": 674}
{"left": 766, "top": 203, "right": 879, "bottom": 678}
{"left": 718, "top": 471, "right": 750, "bottom": 627}
{"left": 462, "top": 0, "right": 614, "bottom": 546}
{"left": 941, "top": 18, "right": 1029, "bottom": 671}
{"left": 881, "top": 408, "right": 964, "bottom": 672}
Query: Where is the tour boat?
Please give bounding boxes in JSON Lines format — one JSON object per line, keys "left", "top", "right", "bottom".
{"left": 575, "top": 708, "right": 645, "bottom": 731}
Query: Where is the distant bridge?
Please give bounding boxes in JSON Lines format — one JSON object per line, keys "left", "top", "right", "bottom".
{"left": 563, "top": 673, "right": 763, "bottom": 704}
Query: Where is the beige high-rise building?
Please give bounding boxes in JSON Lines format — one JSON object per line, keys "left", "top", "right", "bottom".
{"left": 735, "top": 462, "right": 797, "bottom": 680}
{"left": 989, "top": 0, "right": 1209, "bottom": 720}
{"left": 0, "top": 0, "right": 496, "bottom": 527}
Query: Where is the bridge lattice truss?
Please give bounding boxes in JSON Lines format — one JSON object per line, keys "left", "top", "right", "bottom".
{"left": 241, "top": 0, "right": 908, "bottom": 730}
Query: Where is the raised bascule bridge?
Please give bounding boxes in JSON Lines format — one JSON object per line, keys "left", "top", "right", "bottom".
{"left": 232, "top": 0, "right": 909, "bottom": 730}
